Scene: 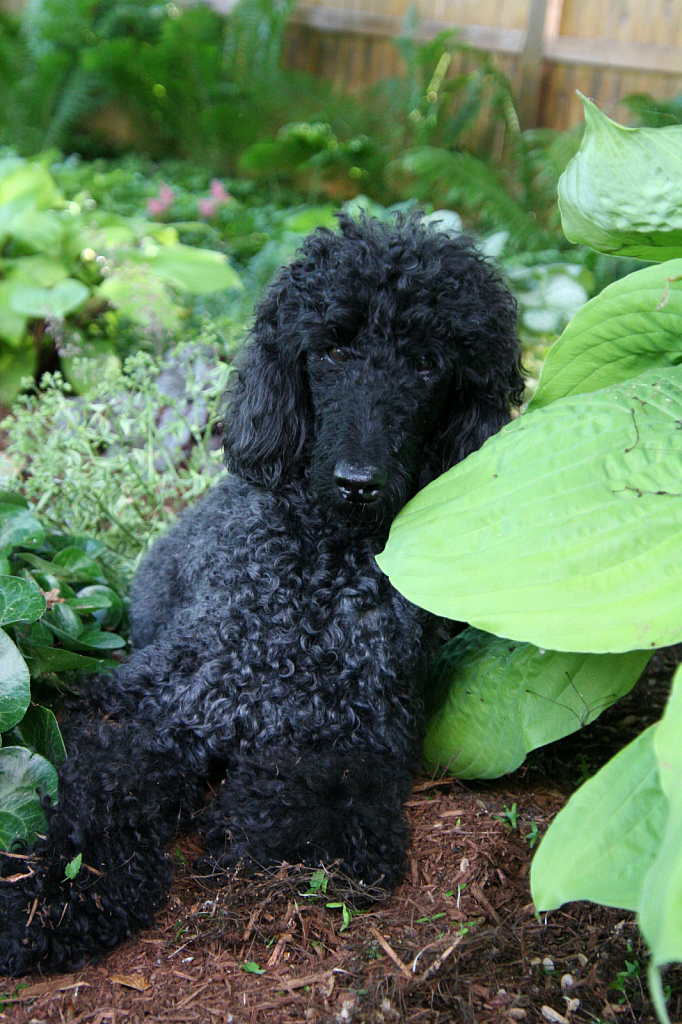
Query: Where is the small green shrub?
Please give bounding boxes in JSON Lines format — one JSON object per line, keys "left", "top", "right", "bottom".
{"left": 0, "top": 152, "right": 242, "bottom": 403}
{"left": 0, "top": 489, "right": 129, "bottom": 850}
{"left": 2, "top": 341, "right": 231, "bottom": 566}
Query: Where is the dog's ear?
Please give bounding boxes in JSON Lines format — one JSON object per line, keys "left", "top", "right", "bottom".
{"left": 222, "top": 273, "right": 311, "bottom": 487}
{"left": 421, "top": 240, "right": 525, "bottom": 482}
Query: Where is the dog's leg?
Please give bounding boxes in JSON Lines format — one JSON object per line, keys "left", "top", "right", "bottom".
{"left": 199, "top": 747, "right": 413, "bottom": 890}
{"left": 0, "top": 712, "right": 206, "bottom": 976}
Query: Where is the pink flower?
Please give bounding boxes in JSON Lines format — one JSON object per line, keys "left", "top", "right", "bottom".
{"left": 147, "top": 183, "right": 175, "bottom": 218}
{"left": 209, "top": 178, "right": 230, "bottom": 202}
{"left": 199, "top": 198, "right": 217, "bottom": 218}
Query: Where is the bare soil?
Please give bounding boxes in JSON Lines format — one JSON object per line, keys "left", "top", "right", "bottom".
{"left": 2, "top": 649, "right": 682, "bottom": 1024}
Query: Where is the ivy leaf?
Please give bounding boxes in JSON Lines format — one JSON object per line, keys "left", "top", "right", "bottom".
{"left": 7, "top": 703, "right": 67, "bottom": 766}
{"left": 0, "top": 505, "right": 45, "bottom": 550}
{"left": 0, "top": 747, "right": 58, "bottom": 848}
{"left": 0, "top": 629, "right": 31, "bottom": 733}
{"left": 0, "top": 575, "right": 45, "bottom": 627}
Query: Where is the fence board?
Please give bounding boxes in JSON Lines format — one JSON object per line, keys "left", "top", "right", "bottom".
{"left": 286, "top": 0, "right": 682, "bottom": 128}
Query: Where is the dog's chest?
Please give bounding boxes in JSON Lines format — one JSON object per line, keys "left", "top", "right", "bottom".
{"left": 206, "top": 504, "right": 432, "bottom": 702}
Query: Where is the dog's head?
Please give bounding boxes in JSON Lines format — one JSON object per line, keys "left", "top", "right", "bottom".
{"left": 223, "top": 213, "right": 523, "bottom": 529}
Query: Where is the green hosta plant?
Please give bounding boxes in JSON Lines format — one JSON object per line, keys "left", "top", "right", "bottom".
{"left": 377, "top": 96, "right": 682, "bottom": 1020}
{"left": 0, "top": 490, "right": 129, "bottom": 850}
{"left": 0, "top": 153, "right": 241, "bottom": 402}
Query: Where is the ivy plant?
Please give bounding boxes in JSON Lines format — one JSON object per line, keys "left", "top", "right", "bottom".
{"left": 377, "top": 96, "right": 682, "bottom": 1021}
{"left": 0, "top": 490, "right": 129, "bottom": 850}
{"left": 0, "top": 153, "right": 242, "bottom": 403}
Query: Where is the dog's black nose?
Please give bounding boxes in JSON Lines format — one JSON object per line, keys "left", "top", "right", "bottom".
{"left": 334, "top": 462, "right": 387, "bottom": 503}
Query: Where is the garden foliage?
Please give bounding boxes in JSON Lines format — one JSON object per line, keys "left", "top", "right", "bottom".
{"left": 3, "top": 346, "right": 230, "bottom": 564}
{"left": 0, "top": 152, "right": 241, "bottom": 402}
{"left": 377, "top": 96, "right": 682, "bottom": 1021}
{"left": 0, "top": 0, "right": 584, "bottom": 245}
{"left": 0, "top": 490, "right": 129, "bottom": 850}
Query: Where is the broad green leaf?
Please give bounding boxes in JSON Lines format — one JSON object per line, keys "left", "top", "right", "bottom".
{"left": 283, "top": 206, "right": 337, "bottom": 233}
{"left": 51, "top": 547, "right": 106, "bottom": 583}
{"left": 639, "top": 665, "right": 682, "bottom": 988}
{"left": 0, "top": 162, "right": 58, "bottom": 210}
{"left": 0, "top": 746, "right": 58, "bottom": 845}
{"left": 0, "top": 279, "right": 29, "bottom": 346}
{"left": 0, "top": 575, "right": 45, "bottom": 626}
{"left": 377, "top": 366, "right": 682, "bottom": 653}
{"left": 5, "top": 255, "right": 70, "bottom": 288}
{"left": 43, "top": 603, "right": 83, "bottom": 639}
{"left": 133, "top": 243, "right": 243, "bottom": 294}
{"left": 0, "top": 492, "right": 28, "bottom": 508}
{"left": 9, "top": 279, "right": 90, "bottom": 319}
{"left": 531, "top": 262, "right": 682, "bottom": 409}
{"left": 559, "top": 96, "right": 682, "bottom": 260}
{"left": 0, "top": 505, "right": 44, "bottom": 551}
{"left": 18, "top": 552, "right": 90, "bottom": 580}
{"left": 0, "top": 340, "right": 38, "bottom": 404}
{"left": 7, "top": 704, "right": 66, "bottom": 767}
{"left": 44, "top": 623, "right": 126, "bottom": 653}
{"left": 97, "top": 267, "right": 182, "bottom": 333}
{"left": 423, "top": 628, "right": 650, "bottom": 778}
{"left": 530, "top": 724, "right": 667, "bottom": 912}
{"left": 7, "top": 207, "right": 64, "bottom": 256}
{"left": 73, "top": 210, "right": 138, "bottom": 254}
{"left": 0, "top": 809, "right": 28, "bottom": 850}
{"left": 16, "top": 619, "right": 54, "bottom": 647}
{"left": 0, "top": 629, "right": 30, "bottom": 733}
{"left": 46, "top": 533, "right": 106, "bottom": 559}
{"left": 71, "top": 585, "right": 122, "bottom": 629}
{"left": 21, "top": 643, "right": 115, "bottom": 676}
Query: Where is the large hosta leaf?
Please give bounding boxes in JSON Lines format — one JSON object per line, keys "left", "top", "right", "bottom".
{"left": 377, "top": 366, "right": 682, "bottom": 653}
{"left": 530, "top": 724, "right": 666, "bottom": 912}
{"left": 559, "top": 96, "right": 682, "bottom": 260}
{"left": 530, "top": 262, "right": 682, "bottom": 409}
{"left": 531, "top": 663, "right": 682, "bottom": 1024}
{"left": 423, "top": 628, "right": 650, "bottom": 778}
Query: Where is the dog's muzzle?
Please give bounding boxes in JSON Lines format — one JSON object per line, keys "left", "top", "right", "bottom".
{"left": 333, "top": 461, "right": 388, "bottom": 504}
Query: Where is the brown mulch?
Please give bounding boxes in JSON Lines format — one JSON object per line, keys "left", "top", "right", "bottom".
{"left": 2, "top": 649, "right": 682, "bottom": 1024}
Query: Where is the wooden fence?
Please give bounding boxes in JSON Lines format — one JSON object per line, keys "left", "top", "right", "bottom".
{"left": 3, "top": 0, "right": 682, "bottom": 130}
{"left": 276, "top": 0, "right": 682, "bottom": 131}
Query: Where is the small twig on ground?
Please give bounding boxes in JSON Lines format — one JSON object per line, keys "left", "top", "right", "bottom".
{"left": 369, "top": 926, "right": 412, "bottom": 981}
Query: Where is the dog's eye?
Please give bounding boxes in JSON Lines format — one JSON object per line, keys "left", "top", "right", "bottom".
{"left": 415, "top": 356, "right": 436, "bottom": 373}
{"left": 326, "top": 347, "right": 348, "bottom": 364}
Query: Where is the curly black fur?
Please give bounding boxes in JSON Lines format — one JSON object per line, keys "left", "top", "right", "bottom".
{"left": 0, "top": 214, "right": 523, "bottom": 975}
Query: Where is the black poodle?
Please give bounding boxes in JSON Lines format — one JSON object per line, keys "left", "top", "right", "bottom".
{"left": 0, "top": 213, "right": 522, "bottom": 975}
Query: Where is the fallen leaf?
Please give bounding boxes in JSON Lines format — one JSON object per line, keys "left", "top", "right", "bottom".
{"left": 111, "top": 973, "right": 151, "bottom": 992}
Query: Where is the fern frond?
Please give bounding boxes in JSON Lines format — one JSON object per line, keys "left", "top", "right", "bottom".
{"left": 387, "top": 146, "right": 548, "bottom": 249}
